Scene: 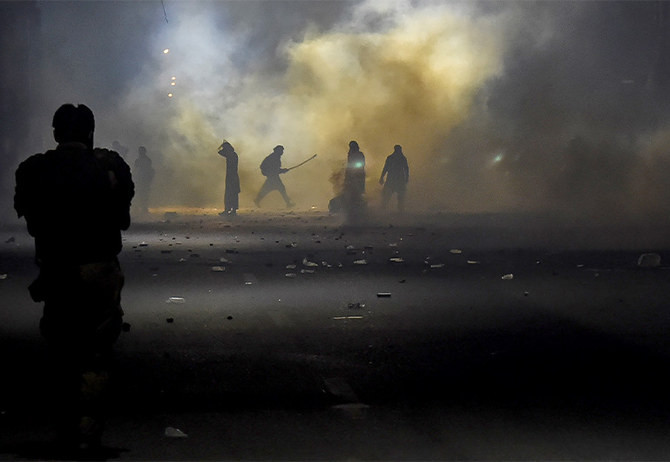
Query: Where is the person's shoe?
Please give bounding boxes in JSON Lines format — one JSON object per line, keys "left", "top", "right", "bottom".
{"left": 286, "top": 201, "right": 296, "bottom": 208}
{"left": 254, "top": 199, "right": 261, "bottom": 207}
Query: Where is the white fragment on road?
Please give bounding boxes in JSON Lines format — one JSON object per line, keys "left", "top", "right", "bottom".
{"left": 638, "top": 253, "right": 661, "bottom": 268}
{"left": 166, "top": 297, "right": 185, "bottom": 304}
{"left": 501, "top": 274, "right": 514, "bottom": 280}
{"left": 165, "top": 427, "right": 188, "bottom": 438}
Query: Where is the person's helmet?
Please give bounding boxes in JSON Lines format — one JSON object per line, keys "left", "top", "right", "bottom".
{"left": 349, "top": 140, "right": 359, "bottom": 151}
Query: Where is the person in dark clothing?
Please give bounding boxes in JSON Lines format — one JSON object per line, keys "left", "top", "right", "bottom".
{"left": 379, "top": 144, "right": 409, "bottom": 211}
{"left": 133, "top": 145, "right": 154, "bottom": 217}
{"left": 254, "top": 145, "right": 295, "bottom": 208}
{"left": 345, "top": 140, "right": 366, "bottom": 197}
{"left": 337, "top": 140, "right": 366, "bottom": 221}
{"left": 14, "top": 103, "right": 134, "bottom": 454}
{"left": 218, "top": 140, "right": 240, "bottom": 216}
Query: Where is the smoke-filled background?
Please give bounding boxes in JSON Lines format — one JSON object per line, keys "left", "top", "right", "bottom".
{"left": 2, "top": 0, "right": 670, "bottom": 222}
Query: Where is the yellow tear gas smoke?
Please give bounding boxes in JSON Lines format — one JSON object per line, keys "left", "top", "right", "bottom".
{"left": 145, "top": 3, "right": 505, "bottom": 211}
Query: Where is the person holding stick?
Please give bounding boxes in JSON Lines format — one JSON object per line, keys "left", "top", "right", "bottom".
{"left": 254, "top": 145, "right": 295, "bottom": 208}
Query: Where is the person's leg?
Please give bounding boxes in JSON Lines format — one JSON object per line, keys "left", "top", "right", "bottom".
{"left": 276, "top": 180, "right": 294, "bottom": 207}
{"left": 255, "top": 179, "right": 273, "bottom": 206}
{"left": 397, "top": 188, "right": 406, "bottom": 212}
{"left": 382, "top": 186, "right": 392, "bottom": 210}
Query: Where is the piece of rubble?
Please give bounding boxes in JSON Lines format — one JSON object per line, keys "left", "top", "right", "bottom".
{"left": 637, "top": 253, "right": 661, "bottom": 268}
{"left": 353, "top": 259, "right": 367, "bottom": 265}
{"left": 377, "top": 292, "right": 391, "bottom": 297}
{"left": 501, "top": 274, "right": 514, "bottom": 280}
{"left": 166, "top": 297, "right": 185, "bottom": 304}
{"left": 389, "top": 257, "right": 404, "bottom": 263}
{"left": 165, "top": 426, "right": 188, "bottom": 438}
{"left": 302, "top": 257, "right": 318, "bottom": 267}
{"left": 211, "top": 266, "right": 226, "bottom": 272}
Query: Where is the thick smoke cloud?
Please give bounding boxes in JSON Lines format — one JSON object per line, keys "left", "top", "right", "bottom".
{"left": 114, "top": 0, "right": 506, "bottom": 211}
{"left": 4, "top": 0, "right": 670, "bottom": 223}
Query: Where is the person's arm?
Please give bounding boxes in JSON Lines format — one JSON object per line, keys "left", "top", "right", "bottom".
{"left": 379, "top": 158, "right": 389, "bottom": 185}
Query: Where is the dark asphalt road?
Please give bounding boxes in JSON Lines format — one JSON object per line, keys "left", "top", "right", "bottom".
{"left": 2, "top": 210, "right": 670, "bottom": 460}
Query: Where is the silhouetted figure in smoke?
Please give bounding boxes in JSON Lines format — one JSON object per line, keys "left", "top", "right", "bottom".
{"left": 254, "top": 145, "right": 295, "bottom": 208}
{"left": 345, "top": 140, "right": 366, "bottom": 195}
{"left": 342, "top": 140, "right": 366, "bottom": 220}
{"left": 133, "top": 145, "right": 154, "bottom": 217}
{"left": 379, "top": 144, "right": 409, "bottom": 212}
{"left": 218, "top": 140, "right": 240, "bottom": 216}
{"left": 14, "top": 104, "right": 134, "bottom": 455}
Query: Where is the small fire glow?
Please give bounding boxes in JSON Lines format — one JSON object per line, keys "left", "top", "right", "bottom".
{"left": 163, "top": 48, "right": 170, "bottom": 54}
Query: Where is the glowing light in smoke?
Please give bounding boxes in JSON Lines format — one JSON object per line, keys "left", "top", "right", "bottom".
{"left": 163, "top": 48, "right": 170, "bottom": 54}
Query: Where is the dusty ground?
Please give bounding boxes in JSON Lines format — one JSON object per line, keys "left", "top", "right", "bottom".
{"left": 1, "top": 208, "right": 670, "bottom": 460}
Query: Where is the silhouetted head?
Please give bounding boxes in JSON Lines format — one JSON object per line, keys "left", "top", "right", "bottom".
{"left": 52, "top": 104, "right": 95, "bottom": 149}
{"left": 394, "top": 144, "right": 402, "bottom": 154}
{"left": 273, "top": 145, "right": 284, "bottom": 155}
{"left": 349, "top": 140, "right": 359, "bottom": 152}
{"left": 219, "top": 141, "right": 234, "bottom": 155}
{"left": 138, "top": 146, "right": 147, "bottom": 156}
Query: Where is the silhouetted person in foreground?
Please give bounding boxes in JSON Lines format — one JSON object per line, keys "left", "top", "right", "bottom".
{"left": 133, "top": 145, "right": 154, "bottom": 217}
{"left": 14, "top": 103, "right": 134, "bottom": 456}
{"left": 379, "top": 144, "right": 409, "bottom": 212}
{"left": 218, "top": 140, "right": 241, "bottom": 216}
{"left": 255, "top": 145, "right": 295, "bottom": 208}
